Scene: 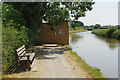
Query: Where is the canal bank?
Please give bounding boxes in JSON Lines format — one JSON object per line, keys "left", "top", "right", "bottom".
{"left": 64, "top": 45, "right": 104, "bottom": 78}
{"left": 69, "top": 31, "right": 119, "bottom": 78}
{"left": 69, "top": 27, "right": 87, "bottom": 34}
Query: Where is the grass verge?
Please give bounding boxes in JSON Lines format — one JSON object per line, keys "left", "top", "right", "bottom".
{"left": 64, "top": 45, "right": 105, "bottom": 78}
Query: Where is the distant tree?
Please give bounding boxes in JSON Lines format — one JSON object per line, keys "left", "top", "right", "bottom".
{"left": 73, "top": 21, "right": 84, "bottom": 27}
{"left": 70, "top": 21, "right": 76, "bottom": 30}
{"left": 118, "top": 25, "right": 120, "bottom": 29}
{"left": 76, "top": 21, "right": 84, "bottom": 27}
{"left": 89, "top": 25, "right": 94, "bottom": 27}
{"left": 70, "top": 20, "right": 84, "bottom": 30}
{"left": 94, "top": 24, "right": 101, "bottom": 29}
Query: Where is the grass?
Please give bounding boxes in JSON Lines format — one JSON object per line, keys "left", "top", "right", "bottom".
{"left": 65, "top": 45, "right": 105, "bottom": 78}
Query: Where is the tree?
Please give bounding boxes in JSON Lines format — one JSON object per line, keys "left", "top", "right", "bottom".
{"left": 94, "top": 24, "right": 101, "bottom": 29}
{"left": 70, "top": 21, "right": 76, "bottom": 30}
{"left": 118, "top": 25, "right": 120, "bottom": 29}
{"left": 2, "top": 2, "right": 95, "bottom": 29}
{"left": 78, "top": 21, "right": 84, "bottom": 27}
{"left": 70, "top": 20, "right": 84, "bottom": 30}
{"left": 70, "top": 21, "right": 77, "bottom": 30}
{"left": 74, "top": 21, "right": 84, "bottom": 27}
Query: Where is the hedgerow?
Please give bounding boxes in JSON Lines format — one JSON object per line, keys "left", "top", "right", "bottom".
{"left": 2, "top": 2, "right": 32, "bottom": 74}
{"left": 2, "top": 25, "right": 30, "bottom": 74}
{"left": 92, "top": 26, "right": 120, "bottom": 39}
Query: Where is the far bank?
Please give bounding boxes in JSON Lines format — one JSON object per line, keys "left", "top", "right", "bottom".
{"left": 69, "top": 27, "right": 87, "bottom": 33}
{"left": 92, "top": 26, "right": 120, "bottom": 39}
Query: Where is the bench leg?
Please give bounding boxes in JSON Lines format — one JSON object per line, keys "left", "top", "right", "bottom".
{"left": 27, "top": 60, "right": 31, "bottom": 71}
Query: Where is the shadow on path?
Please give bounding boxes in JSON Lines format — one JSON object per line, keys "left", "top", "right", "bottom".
{"left": 34, "top": 46, "right": 65, "bottom": 60}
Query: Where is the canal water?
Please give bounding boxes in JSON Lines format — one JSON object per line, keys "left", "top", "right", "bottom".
{"left": 69, "top": 31, "right": 120, "bottom": 78}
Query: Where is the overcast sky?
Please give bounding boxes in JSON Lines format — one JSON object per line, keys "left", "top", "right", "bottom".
{"left": 78, "top": 0, "right": 119, "bottom": 26}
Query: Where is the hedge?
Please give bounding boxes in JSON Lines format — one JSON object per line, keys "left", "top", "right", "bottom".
{"left": 2, "top": 26, "right": 30, "bottom": 74}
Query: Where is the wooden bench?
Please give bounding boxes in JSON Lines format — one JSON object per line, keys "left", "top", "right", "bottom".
{"left": 15, "top": 45, "right": 35, "bottom": 70}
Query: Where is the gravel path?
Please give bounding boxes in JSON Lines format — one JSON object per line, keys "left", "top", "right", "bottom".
{"left": 31, "top": 48, "right": 78, "bottom": 78}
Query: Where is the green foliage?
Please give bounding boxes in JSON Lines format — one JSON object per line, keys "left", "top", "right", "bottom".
{"left": 2, "top": 3, "right": 25, "bottom": 29}
{"left": 75, "top": 27, "right": 83, "bottom": 30}
{"left": 112, "top": 29, "right": 120, "bottom": 39}
{"left": 106, "top": 26, "right": 117, "bottom": 38}
{"left": 69, "top": 26, "right": 84, "bottom": 31}
{"left": 94, "top": 24, "right": 101, "bottom": 29}
{"left": 62, "top": 2, "right": 95, "bottom": 20}
{"left": 92, "top": 29, "right": 107, "bottom": 37}
{"left": 2, "top": 23, "right": 29, "bottom": 74}
{"left": 92, "top": 26, "right": 120, "bottom": 39}
{"left": 70, "top": 21, "right": 76, "bottom": 30}
{"left": 69, "top": 27, "right": 86, "bottom": 33}
{"left": 65, "top": 45, "right": 72, "bottom": 50}
{"left": 84, "top": 27, "right": 94, "bottom": 30}
{"left": 2, "top": 3, "right": 31, "bottom": 74}
{"left": 70, "top": 20, "right": 84, "bottom": 30}
{"left": 69, "top": 27, "right": 74, "bottom": 31}
{"left": 4, "top": 2, "right": 95, "bottom": 29}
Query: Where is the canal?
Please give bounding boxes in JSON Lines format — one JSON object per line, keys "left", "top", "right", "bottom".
{"left": 69, "top": 31, "right": 120, "bottom": 78}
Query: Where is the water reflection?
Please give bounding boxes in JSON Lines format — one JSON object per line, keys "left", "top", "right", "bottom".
{"left": 95, "top": 35, "right": 120, "bottom": 44}
{"left": 95, "top": 35, "right": 120, "bottom": 49}
{"left": 70, "top": 34, "right": 83, "bottom": 43}
{"left": 109, "top": 44, "right": 117, "bottom": 49}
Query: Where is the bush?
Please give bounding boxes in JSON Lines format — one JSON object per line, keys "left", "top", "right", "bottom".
{"left": 92, "top": 26, "right": 120, "bottom": 39}
{"left": 92, "top": 29, "right": 107, "bottom": 37}
{"left": 2, "top": 26, "right": 29, "bottom": 74}
{"left": 112, "top": 29, "right": 120, "bottom": 39}
{"left": 106, "top": 26, "right": 117, "bottom": 38}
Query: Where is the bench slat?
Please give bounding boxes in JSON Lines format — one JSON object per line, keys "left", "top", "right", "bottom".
{"left": 17, "top": 48, "right": 26, "bottom": 56}
{"left": 16, "top": 45, "right": 25, "bottom": 52}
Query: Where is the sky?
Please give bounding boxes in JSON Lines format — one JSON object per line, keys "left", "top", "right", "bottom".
{"left": 78, "top": 0, "right": 119, "bottom": 26}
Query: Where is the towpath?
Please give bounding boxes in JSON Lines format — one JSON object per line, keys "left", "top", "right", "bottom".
{"left": 4, "top": 46, "right": 91, "bottom": 78}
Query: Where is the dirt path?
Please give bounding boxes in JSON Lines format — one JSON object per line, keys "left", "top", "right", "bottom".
{"left": 4, "top": 46, "right": 91, "bottom": 78}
